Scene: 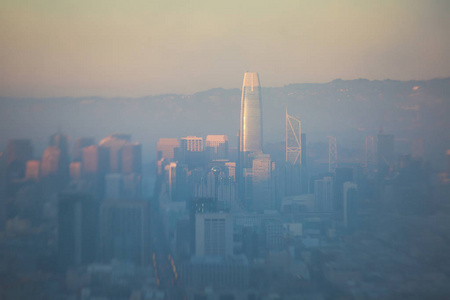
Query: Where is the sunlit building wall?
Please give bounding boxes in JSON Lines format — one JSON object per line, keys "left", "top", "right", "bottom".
{"left": 73, "top": 137, "right": 95, "bottom": 162}
{"left": 165, "top": 162, "right": 177, "bottom": 202}
{"left": 180, "top": 136, "right": 203, "bottom": 152}
{"left": 121, "top": 142, "right": 142, "bottom": 175}
{"left": 25, "top": 160, "right": 40, "bottom": 181}
{"left": 69, "top": 162, "right": 81, "bottom": 180}
{"left": 239, "top": 72, "right": 263, "bottom": 154}
{"left": 99, "top": 135, "right": 129, "bottom": 173}
{"left": 40, "top": 146, "right": 61, "bottom": 177}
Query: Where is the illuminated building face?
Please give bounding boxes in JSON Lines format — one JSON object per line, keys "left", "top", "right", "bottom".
{"left": 240, "top": 72, "right": 263, "bottom": 153}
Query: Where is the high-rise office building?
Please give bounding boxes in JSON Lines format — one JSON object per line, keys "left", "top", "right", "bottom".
{"left": 189, "top": 197, "right": 218, "bottom": 254}
{"left": 49, "top": 132, "right": 70, "bottom": 183}
{"left": 238, "top": 72, "right": 264, "bottom": 206}
{"left": 82, "top": 145, "right": 99, "bottom": 175}
{"left": 120, "top": 144, "right": 142, "bottom": 199}
{"left": 25, "top": 160, "right": 40, "bottom": 181}
{"left": 180, "top": 136, "right": 203, "bottom": 152}
{"left": 334, "top": 167, "right": 354, "bottom": 211}
{"left": 82, "top": 145, "right": 109, "bottom": 175}
{"left": 165, "top": 162, "right": 177, "bottom": 201}
{"left": 286, "top": 112, "right": 301, "bottom": 165}
{"left": 300, "top": 133, "right": 308, "bottom": 193}
{"left": 99, "top": 200, "right": 150, "bottom": 266}
{"left": 195, "top": 212, "right": 233, "bottom": 257}
{"left": 58, "top": 192, "right": 98, "bottom": 270}
{"left": 105, "top": 173, "right": 123, "bottom": 200}
{"left": 178, "top": 136, "right": 205, "bottom": 168}
{"left": 239, "top": 72, "right": 263, "bottom": 154}
{"left": 225, "top": 162, "right": 236, "bottom": 180}
{"left": 314, "top": 177, "right": 333, "bottom": 212}
{"left": 99, "top": 135, "right": 129, "bottom": 173}
{"left": 121, "top": 142, "right": 142, "bottom": 175}
{"left": 69, "top": 162, "right": 81, "bottom": 180}
{"left": 5, "top": 139, "right": 32, "bottom": 182}
{"left": 40, "top": 146, "right": 61, "bottom": 177}
{"left": 178, "top": 164, "right": 190, "bottom": 201}
{"left": 205, "top": 135, "right": 228, "bottom": 160}
{"left": 73, "top": 137, "right": 95, "bottom": 162}
{"left": 285, "top": 113, "right": 302, "bottom": 197}
{"left": 156, "top": 138, "right": 179, "bottom": 160}
{"left": 252, "top": 153, "right": 272, "bottom": 211}
{"left": 343, "top": 182, "right": 358, "bottom": 229}
{"left": 81, "top": 145, "right": 109, "bottom": 197}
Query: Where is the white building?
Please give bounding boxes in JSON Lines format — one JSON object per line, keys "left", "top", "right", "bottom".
{"left": 180, "top": 136, "right": 203, "bottom": 152}
{"left": 195, "top": 212, "right": 233, "bottom": 257}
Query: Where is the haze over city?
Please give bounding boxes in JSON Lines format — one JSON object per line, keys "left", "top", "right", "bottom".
{"left": 1, "top": 1, "right": 450, "bottom": 300}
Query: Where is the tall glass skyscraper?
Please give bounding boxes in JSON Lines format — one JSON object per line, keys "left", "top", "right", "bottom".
{"left": 238, "top": 72, "right": 265, "bottom": 209}
{"left": 240, "top": 72, "right": 263, "bottom": 154}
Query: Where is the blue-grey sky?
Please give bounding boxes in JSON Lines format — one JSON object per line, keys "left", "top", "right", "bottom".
{"left": 1, "top": 0, "right": 449, "bottom": 98}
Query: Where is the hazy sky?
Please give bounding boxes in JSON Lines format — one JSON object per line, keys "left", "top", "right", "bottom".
{"left": 1, "top": 0, "right": 449, "bottom": 98}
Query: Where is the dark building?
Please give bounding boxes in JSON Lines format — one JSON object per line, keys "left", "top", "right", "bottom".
{"left": 5, "top": 139, "right": 33, "bottom": 183}
{"left": 205, "top": 135, "right": 229, "bottom": 161}
{"left": 121, "top": 143, "right": 142, "bottom": 175}
{"left": 285, "top": 163, "right": 302, "bottom": 196}
{"left": 175, "top": 163, "right": 189, "bottom": 202}
{"left": 242, "top": 225, "right": 259, "bottom": 261}
{"left": 58, "top": 192, "right": 98, "bottom": 270}
{"left": 121, "top": 143, "right": 142, "bottom": 199}
{"left": 99, "top": 200, "right": 150, "bottom": 266}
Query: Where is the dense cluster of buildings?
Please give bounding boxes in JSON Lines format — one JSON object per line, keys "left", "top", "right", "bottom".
{"left": 1, "top": 72, "right": 450, "bottom": 299}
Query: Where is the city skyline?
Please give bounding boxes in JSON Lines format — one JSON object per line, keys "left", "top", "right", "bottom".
{"left": 1, "top": 1, "right": 450, "bottom": 298}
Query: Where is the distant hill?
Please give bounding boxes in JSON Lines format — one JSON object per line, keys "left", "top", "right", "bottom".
{"left": 1, "top": 78, "right": 449, "bottom": 166}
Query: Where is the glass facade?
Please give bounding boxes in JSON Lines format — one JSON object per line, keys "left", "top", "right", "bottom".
{"left": 240, "top": 72, "right": 263, "bottom": 153}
